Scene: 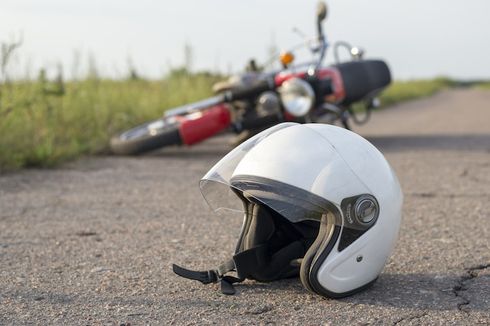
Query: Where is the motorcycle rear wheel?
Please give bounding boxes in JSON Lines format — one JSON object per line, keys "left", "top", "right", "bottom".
{"left": 110, "top": 119, "right": 182, "bottom": 155}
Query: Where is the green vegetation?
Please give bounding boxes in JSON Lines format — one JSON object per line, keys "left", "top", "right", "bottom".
{"left": 379, "top": 77, "right": 455, "bottom": 108}
{"left": 0, "top": 70, "right": 221, "bottom": 171}
{"left": 0, "top": 55, "right": 477, "bottom": 172}
{"left": 476, "top": 81, "right": 490, "bottom": 89}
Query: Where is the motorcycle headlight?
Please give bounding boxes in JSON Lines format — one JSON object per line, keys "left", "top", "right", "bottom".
{"left": 279, "top": 78, "right": 315, "bottom": 117}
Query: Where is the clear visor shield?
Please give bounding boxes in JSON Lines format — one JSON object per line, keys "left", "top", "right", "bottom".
{"left": 199, "top": 123, "right": 370, "bottom": 226}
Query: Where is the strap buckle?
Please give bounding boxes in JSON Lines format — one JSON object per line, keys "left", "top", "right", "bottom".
{"left": 172, "top": 262, "right": 242, "bottom": 295}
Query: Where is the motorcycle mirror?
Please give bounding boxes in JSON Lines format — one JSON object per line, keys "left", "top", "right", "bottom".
{"left": 317, "top": 2, "right": 328, "bottom": 23}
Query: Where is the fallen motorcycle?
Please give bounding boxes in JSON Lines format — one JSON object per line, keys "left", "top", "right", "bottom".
{"left": 110, "top": 2, "right": 391, "bottom": 155}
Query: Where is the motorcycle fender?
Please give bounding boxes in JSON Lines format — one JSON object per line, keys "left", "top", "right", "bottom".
{"left": 179, "top": 104, "right": 231, "bottom": 145}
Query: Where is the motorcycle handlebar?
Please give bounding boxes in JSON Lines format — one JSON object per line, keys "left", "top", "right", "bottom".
{"left": 164, "top": 78, "right": 275, "bottom": 118}
{"left": 239, "top": 113, "right": 282, "bottom": 130}
{"left": 225, "top": 79, "right": 275, "bottom": 102}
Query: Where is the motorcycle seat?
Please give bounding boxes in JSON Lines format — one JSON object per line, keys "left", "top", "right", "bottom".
{"left": 334, "top": 60, "right": 391, "bottom": 105}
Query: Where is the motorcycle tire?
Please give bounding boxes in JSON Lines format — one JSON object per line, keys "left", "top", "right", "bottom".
{"left": 110, "top": 119, "right": 182, "bottom": 155}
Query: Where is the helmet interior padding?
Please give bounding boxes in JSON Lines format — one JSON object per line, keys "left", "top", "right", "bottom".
{"left": 235, "top": 201, "right": 320, "bottom": 282}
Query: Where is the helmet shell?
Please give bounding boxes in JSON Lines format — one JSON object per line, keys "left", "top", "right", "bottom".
{"left": 231, "top": 123, "right": 402, "bottom": 294}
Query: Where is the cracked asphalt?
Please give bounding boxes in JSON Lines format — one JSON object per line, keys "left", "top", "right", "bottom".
{"left": 0, "top": 88, "right": 489, "bottom": 325}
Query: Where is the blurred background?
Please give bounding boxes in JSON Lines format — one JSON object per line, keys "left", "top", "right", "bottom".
{"left": 0, "top": 0, "right": 489, "bottom": 170}
{"left": 2, "top": 0, "right": 490, "bottom": 79}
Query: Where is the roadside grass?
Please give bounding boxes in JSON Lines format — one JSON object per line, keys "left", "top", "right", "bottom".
{"left": 476, "top": 81, "right": 490, "bottom": 89}
{"left": 0, "top": 70, "right": 220, "bottom": 171}
{"left": 0, "top": 74, "right": 462, "bottom": 171}
{"left": 379, "top": 77, "right": 456, "bottom": 108}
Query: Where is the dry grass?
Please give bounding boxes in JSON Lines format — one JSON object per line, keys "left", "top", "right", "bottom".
{"left": 0, "top": 68, "right": 461, "bottom": 171}
{"left": 0, "top": 70, "right": 220, "bottom": 171}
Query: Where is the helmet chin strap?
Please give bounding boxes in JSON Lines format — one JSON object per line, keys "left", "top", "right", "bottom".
{"left": 172, "top": 244, "right": 269, "bottom": 295}
{"left": 172, "top": 261, "right": 241, "bottom": 295}
{"left": 173, "top": 201, "right": 312, "bottom": 294}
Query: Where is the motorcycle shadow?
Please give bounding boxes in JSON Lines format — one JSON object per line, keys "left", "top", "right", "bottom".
{"left": 365, "top": 134, "right": 490, "bottom": 152}
{"left": 149, "top": 134, "right": 233, "bottom": 159}
{"left": 142, "top": 133, "right": 490, "bottom": 158}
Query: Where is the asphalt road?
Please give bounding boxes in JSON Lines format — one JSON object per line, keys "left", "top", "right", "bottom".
{"left": 1, "top": 88, "right": 489, "bottom": 325}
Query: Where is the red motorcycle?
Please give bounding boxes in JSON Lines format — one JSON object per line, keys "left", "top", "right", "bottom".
{"left": 110, "top": 2, "right": 391, "bottom": 155}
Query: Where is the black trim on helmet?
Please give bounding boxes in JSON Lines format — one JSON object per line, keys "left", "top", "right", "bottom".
{"left": 175, "top": 175, "right": 381, "bottom": 298}
{"left": 300, "top": 214, "right": 340, "bottom": 293}
{"left": 338, "top": 194, "right": 379, "bottom": 252}
{"left": 307, "top": 225, "right": 378, "bottom": 298}
{"left": 230, "top": 175, "right": 342, "bottom": 224}
{"left": 230, "top": 175, "right": 381, "bottom": 298}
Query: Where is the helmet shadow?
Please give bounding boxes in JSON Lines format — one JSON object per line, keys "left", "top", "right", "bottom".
{"left": 234, "top": 272, "right": 488, "bottom": 312}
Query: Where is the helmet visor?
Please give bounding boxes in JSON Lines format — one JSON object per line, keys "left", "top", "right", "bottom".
{"left": 199, "top": 123, "right": 298, "bottom": 217}
{"left": 200, "top": 176, "right": 341, "bottom": 224}
{"left": 199, "top": 123, "right": 369, "bottom": 225}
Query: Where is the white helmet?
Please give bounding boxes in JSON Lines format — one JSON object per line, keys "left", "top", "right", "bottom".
{"left": 173, "top": 123, "right": 402, "bottom": 298}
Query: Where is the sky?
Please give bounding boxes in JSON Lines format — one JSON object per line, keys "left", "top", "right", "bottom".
{"left": 1, "top": 0, "right": 490, "bottom": 80}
